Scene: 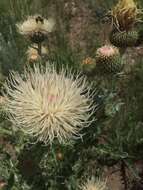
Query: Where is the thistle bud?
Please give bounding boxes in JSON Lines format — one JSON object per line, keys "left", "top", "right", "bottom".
{"left": 95, "top": 45, "right": 122, "bottom": 74}
{"left": 110, "top": 30, "right": 139, "bottom": 47}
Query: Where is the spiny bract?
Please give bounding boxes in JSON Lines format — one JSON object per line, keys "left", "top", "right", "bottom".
{"left": 110, "top": 30, "right": 139, "bottom": 47}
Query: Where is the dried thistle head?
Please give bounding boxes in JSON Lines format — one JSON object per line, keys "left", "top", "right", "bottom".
{"left": 110, "top": 0, "right": 143, "bottom": 31}
{"left": 80, "top": 178, "right": 107, "bottom": 190}
{"left": 4, "top": 64, "right": 95, "bottom": 144}
{"left": 17, "top": 15, "right": 55, "bottom": 43}
{"left": 95, "top": 45, "right": 121, "bottom": 74}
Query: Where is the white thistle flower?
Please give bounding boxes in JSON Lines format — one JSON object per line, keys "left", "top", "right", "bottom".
{"left": 4, "top": 65, "right": 95, "bottom": 144}
{"left": 80, "top": 178, "right": 107, "bottom": 190}
{"left": 17, "top": 15, "right": 55, "bottom": 43}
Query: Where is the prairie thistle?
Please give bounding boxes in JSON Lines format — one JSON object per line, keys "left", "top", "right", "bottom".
{"left": 4, "top": 64, "right": 95, "bottom": 144}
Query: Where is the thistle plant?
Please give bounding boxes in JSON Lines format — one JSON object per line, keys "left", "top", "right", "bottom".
{"left": 95, "top": 45, "right": 122, "bottom": 74}
{"left": 1, "top": 1, "right": 143, "bottom": 190}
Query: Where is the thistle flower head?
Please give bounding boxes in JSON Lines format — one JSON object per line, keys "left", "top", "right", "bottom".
{"left": 17, "top": 15, "right": 55, "bottom": 42}
{"left": 110, "top": 0, "right": 143, "bottom": 31}
{"left": 96, "top": 45, "right": 119, "bottom": 58}
{"left": 80, "top": 178, "right": 107, "bottom": 190}
{"left": 4, "top": 64, "right": 95, "bottom": 144}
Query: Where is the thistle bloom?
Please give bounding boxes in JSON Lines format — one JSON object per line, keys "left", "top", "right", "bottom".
{"left": 17, "top": 15, "right": 55, "bottom": 43}
{"left": 80, "top": 178, "right": 107, "bottom": 190}
{"left": 4, "top": 65, "right": 95, "bottom": 144}
{"left": 96, "top": 45, "right": 119, "bottom": 58}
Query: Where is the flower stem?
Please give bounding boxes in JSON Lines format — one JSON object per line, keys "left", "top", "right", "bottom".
{"left": 38, "top": 42, "right": 42, "bottom": 56}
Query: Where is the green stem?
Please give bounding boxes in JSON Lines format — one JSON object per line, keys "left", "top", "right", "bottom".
{"left": 38, "top": 42, "right": 42, "bottom": 56}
